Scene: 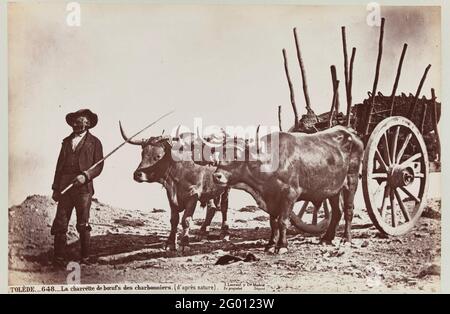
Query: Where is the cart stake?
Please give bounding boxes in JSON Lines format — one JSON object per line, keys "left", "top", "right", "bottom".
{"left": 347, "top": 47, "right": 356, "bottom": 126}
{"left": 408, "top": 64, "right": 431, "bottom": 118}
{"left": 293, "top": 28, "right": 313, "bottom": 114}
{"left": 278, "top": 105, "right": 283, "bottom": 131}
{"left": 389, "top": 43, "right": 408, "bottom": 116}
{"left": 365, "top": 17, "right": 385, "bottom": 135}
{"left": 282, "top": 49, "right": 299, "bottom": 130}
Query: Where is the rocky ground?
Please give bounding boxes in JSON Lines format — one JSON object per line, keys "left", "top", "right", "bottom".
{"left": 8, "top": 195, "right": 441, "bottom": 292}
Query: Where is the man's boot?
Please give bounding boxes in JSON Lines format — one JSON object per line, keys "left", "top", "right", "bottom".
{"left": 53, "top": 234, "right": 67, "bottom": 269}
{"left": 79, "top": 230, "right": 91, "bottom": 265}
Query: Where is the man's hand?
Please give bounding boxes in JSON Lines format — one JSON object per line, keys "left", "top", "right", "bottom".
{"left": 52, "top": 191, "right": 60, "bottom": 202}
{"left": 72, "top": 174, "right": 87, "bottom": 187}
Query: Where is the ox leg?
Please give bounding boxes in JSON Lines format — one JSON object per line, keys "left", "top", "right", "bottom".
{"left": 199, "top": 200, "right": 216, "bottom": 240}
{"left": 180, "top": 198, "right": 197, "bottom": 250}
{"left": 166, "top": 205, "right": 180, "bottom": 251}
{"left": 219, "top": 208, "right": 230, "bottom": 241}
{"left": 343, "top": 174, "right": 358, "bottom": 243}
{"left": 320, "top": 195, "right": 342, "bottom": 245}
{"left": 219, "top": 190, "right": 230, "bottom": 241}
{"left": 276, "top": 206, "right": 292, "bottom": 255}
{"left": 265, "top": 215, "right": 279, "bottom": 253}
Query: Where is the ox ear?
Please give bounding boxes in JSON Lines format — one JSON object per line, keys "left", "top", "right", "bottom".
{"left": 157, "top": 135, "right": 171, "bottom": 141}
{"left": 156, "top": 135, "right": 173, "bottom": 148}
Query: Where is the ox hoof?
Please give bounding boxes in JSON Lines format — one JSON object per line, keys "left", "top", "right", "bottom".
{"left": 320, "top": 238, "right": 334, "bottom": 246}
{"left": 264, "top": 245, "right": 276, "bottom": 254}
{"left": 276, "top": 247, "right": 289, "bottom": 255}
{"left": 339, "top": 238, "right": 352, "bottom": 247}
{"left": 165, "top": 242, "right": 178, "bottom": 252}
{"left": 219, "top": 231, "right": 231, "bottom": 242}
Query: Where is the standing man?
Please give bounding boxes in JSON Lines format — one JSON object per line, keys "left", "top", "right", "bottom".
{"left": 51, "top": 109, "right": 104, "bottom": 267}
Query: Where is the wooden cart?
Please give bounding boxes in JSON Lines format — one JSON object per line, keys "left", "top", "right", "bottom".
{"left": 280, "top": 19, "right": 441, "bottom": 236}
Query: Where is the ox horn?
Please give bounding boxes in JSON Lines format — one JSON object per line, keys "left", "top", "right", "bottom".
{"left": 119, "top": 121, "right": 147, "bottom": 145}
{"left": 196, "top": 126, "right": 222, "bottom": 148}
{"left": 174, "top": 125, "right": 182, "bottom": 138}
{"left": 222, "top": 128, "right": 227, "bottom": 146}
{"left": 221, "top": 127, "right": 230, "bottom": 148}
{"left": 256, "top": 125, "right": 260, "bottom": 154}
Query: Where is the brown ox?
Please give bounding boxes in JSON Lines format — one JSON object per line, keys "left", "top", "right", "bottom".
{"left": 211, "top": 126, "right": 364, "bottom": 253}
{"left": 120, "top": 123, "right": 230, "bottom": 250}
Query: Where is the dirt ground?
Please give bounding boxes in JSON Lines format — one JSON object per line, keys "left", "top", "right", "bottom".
{"left": 8, "top": 195, "right": 441, "bottom": 292}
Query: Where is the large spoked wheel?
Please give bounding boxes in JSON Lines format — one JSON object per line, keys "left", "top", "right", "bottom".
{"left": 289, "top": 200, "right": 332, "bottom": 235}
{"left": 362, "top": 116, "right": 429, "bottom": 236}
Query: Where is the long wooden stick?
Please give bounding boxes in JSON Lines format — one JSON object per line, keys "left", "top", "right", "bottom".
{"left": 347, "top": 47, "right": 356, "bottom": 126}
{"left": 60, "top": 110, "right": 174, "bottom": 194}
{"left": 330, "top": 65, "right": 339, "bottom": 114}
{"left": 420, "top": 99, "right": 428, "bottom": 134}
{"left": 365, "top": 17, "right": 385, "bottom": 135}
{"left": 330, "top": 65, "right": 340, "bottom": 125}
{"left": 283, "top": 49, "right": 299, "bottom": 130}
{"left": 278, "top": 105, "right": 283, "bottom": 131}
{"left": 408, "top": 64, "right": 432, "bottom": 118}
{"left": 389, "top": 43, "right": 408, "bottom": 116}
{"left": 293, "top": 27, "right": 312, "bottom": 112}
{"left": 341, "top": 26, "right": 349, "bottom": 114}
{"left": 329, "top": 80, "right": 340, "bottom": 128}
{"left": 430, "top": 88, "right": 440, "bottom": 161}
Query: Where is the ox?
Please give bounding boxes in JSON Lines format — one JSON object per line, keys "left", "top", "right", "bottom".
{"left": 209, "top": 126, "right": 364, "bottom": 253}
{"left": 120, "top": 123, "right": 231, "bottom": 250}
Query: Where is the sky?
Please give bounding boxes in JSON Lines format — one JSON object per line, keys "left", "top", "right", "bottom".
{"left": 8, "top": 3, "right": 441, "bottom": 212}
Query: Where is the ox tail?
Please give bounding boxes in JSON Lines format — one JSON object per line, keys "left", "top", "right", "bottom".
{"left": 289, "top": 212, "right": 329, "bottom": 235}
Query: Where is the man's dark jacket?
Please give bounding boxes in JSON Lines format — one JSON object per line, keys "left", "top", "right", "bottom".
{"left": 52, "top": 132, "right": 104, "bottom": 194}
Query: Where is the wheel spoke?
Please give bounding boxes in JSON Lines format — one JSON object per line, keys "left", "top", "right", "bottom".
{"left": 399, "top": 186, "right": 420, "bottom": 203}
{"left": 370, "top": 172, "right": 388, "bottom": 179}
{"left": 382, "top": 133, "right": 393, "bottom": 165}
{"left": 400, "top": 153, "right": 422, "bottom": 168}
{"left": 374, "top": 181, "right": 387, "bottom": 197}
{"left": 379, "top": 185, "right": 390, "bottom": 216}
{"left": 389, "top": 189, "right": 396, "bottom": 227}
{"left": 396, "top": 133, "right": 412, "bottom": 163}
{"left": 391, "top": 126, "right": 400, "bottom": 164}
{"left": 298, "top": 201, "right": 309, "bottom": 220}
{"left": 312, "top": 205, "right": 319, "bottom": 225}
{"left": 415, "top": 172, "right": 425, "bottom": 178}
{"left": 394, "top": 188, "right": 411, "bottom": 222}
{"left": 375, "top": 149, "right": 388, "bottom": 171}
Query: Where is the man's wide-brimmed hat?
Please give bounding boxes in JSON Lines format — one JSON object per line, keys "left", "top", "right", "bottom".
{"left": 65, "top": 109, "right": 98, "bottom": 128}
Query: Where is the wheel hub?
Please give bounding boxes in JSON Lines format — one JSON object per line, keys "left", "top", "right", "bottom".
{"left": 388, "top": 165, "right": 414, "bottom": 188}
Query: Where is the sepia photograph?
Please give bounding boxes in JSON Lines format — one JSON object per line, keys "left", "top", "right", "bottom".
{"left": 6, "top": 1, "right": 443, "bottom": 293}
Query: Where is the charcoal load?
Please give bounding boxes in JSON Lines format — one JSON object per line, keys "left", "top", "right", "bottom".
{"left": 352, "top": 92, "right": 441, "bottom": 136}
